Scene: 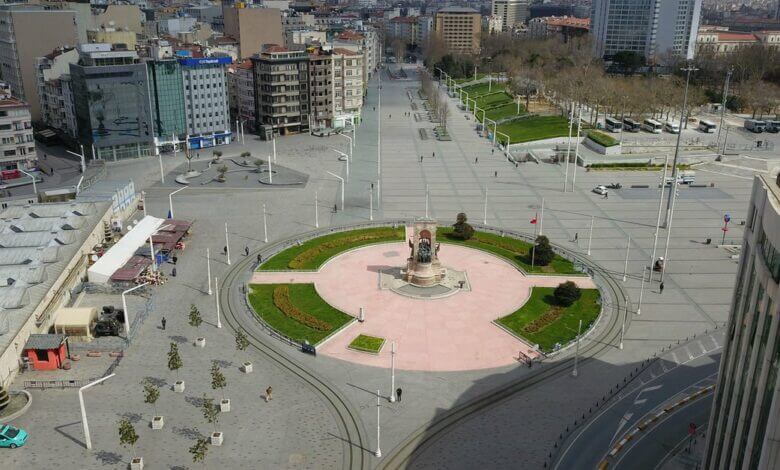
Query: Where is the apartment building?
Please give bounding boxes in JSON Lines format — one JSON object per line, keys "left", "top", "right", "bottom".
{"left": 36, "top": 47, "right": 79, "bottom": 140}
{"left": 228, "top": 59, "right": 256, "bottom": 132}
{"left": 0, "top": 4, "right": 78, "bottom": 120}
{"left": 308, "top": 49, "right": 333, "bottom": 129}
{"left": 332, "top": 48, "right": 363, "bottom": 128}
{"left": 390, "top": 16, "right": 419, "bottom": 45}
{"left": 336, "top": 28, "right": 380, "bottom": 80}
{"left": 434, "top": 7, "right": 482, "bottom": 54}
{"left": 527, "top": 16, "right": 590, "bottom": 41}
{"left": 492, "top": 0, "right": 530, "bottom": 32}
{"left": 222, "top": 4, "right": 284, "bottom": 59}
{"left": 179, "top": 56, "right": 232, "bottom": 150}
{"left": 251, "top": 45, "right": 309, "bottom": 139}
{"left": 0, "top": 83, "right": 36, "bottom": 170}
{"left": 704, "top": 173, "right": 780, "bottom": 470}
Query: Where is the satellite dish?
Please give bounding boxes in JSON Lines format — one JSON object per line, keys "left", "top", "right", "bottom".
{"left": 91, "top": 254, "right": 99, "bottom": 262}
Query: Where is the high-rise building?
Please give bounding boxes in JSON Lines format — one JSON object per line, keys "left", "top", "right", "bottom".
{"left": 703, "top": 173, "right": 780, "bottom": 470}
{"left": 434, "top": 7, "right": 482, "bottom": 54}
{"left": 222, "top": 5, "right": 284, "bottom": 59}
{"left": 0, "top": 4, "right": 78, "bottom": 120}
{"left": 251, "top": 45, "right": 310, "bottom": 139}
{"left": 492, "top": 0, "right": 530, "bottom": 32}
{"left": 146, "top": 59, "right": 187, "bottom": 152}
{"left": 69, "top": 44, "right": 154, "bottom": 161}
{"left": 590, "top": 0, "right": 702, "bottom": 62}
{"left": 0, "top": 82, "right": 36, "bottom": 170}
{"left": 178, "top": 56, "right": 232, "bottom": 150}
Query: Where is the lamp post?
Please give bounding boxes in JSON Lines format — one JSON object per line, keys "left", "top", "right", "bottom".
{"left": 563, "top": 102, "right": 575, "bottom": 192}
{"left": 141, "top": 191, "right": 147, "bottom": 217}
{"left": 389, "top": 341, "right": 396, "bottom": 402}
{"left": 79, "top": 373, "right": 116, "bottom": 450}
{"left": 377, "top": 73, "right": 382, "bottom": 179}
{"left": 425, "top": 184, "right": 429, "bottom": 218}
{"left": 539, "top": 198, "right": 545, "bottom": 236}
{"left": 327, "top": 171, "right": 345, "bottom": 211}
{"left": 332, "top": 148, "right": 349, "bottom": 182}
{"left": 168, "top": 186, "right": 187, "bottom": 219}
{"left": 268, "top": 154, "right": 273, "bottom": 184}
{"left": 619, "top": 297, "right": 628, "bottom": 350}
{"left": 587, "top": 216, "right": 594, "bottom": 256}
{"left": 263, "top": 204, "right": 268, "bottom": 243}
{"left": 315, "top": 191, "right": 319, "bottom": 228}
{"left": 572, "top": 319, "right": 582, "bottom": 377}
{"left": 369, "top": 185, "right": 374, "bottom": 221}
{"left": 225, "top": 222, "right": 231, "bottom": 265}
{"left": 571, "top": 106, "right": 583, "bottom": 188}
{"left": 650, "top": 154, "right": 670, "bottom": 283}
{"left": 17, "top": 168, "right": 37, "bottom": 196}
{"left": 716, "top": 69, "right": 732, "bottom": 155}
{"left": 215, "top": 276, "right": 222, "bottom": 328}
{"left": 637, "top": 265, "right": 647, "bottom": 315}
{"left": 660, "top": 180, "right": 679, "bottom": 283}
{"left": 338, "top": 132, "right": 353, "bottom": 162}
{"left": 375, "top": 390, "right": 382, "bottom": 458}
{"left": 622, "top": 235, "right": 631, "bottom": 282}
{"left": 149, "top": 235, "right": 157, "bottom": 272}
{"left": 206, "top": 248, "right": 212, "bottom": 295}
{"left": 272, "top": 137, "right": 277, "bottom": 163}
{"left": 122, "top": 282, "right": 149, "bottom": 340}
{"left": 483, "top": 186, "right": 488, "bottom": 225}
{"left": 665, "top": 65, "right": 698, "bottom": 227}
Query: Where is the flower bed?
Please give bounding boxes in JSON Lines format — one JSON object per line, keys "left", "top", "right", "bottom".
{"left": 272, "top": 285, "right": 331, "bottom": 331}
{"left": 348, "top": 334, "right": 386, "bottom": 354}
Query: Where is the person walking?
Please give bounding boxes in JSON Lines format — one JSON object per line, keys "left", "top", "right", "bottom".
{"left": 396, "top": 388, "right": 402, "bottom": 402}
{"left": 432, "top": 151, "right": 435, "bottom": 158}
{"left": 494, "top": 171, "right": 498, "bottom": 178}
{"left": 171, "top": 267, "right": 177, "bottom": 277}
{"left": 223, "top": 246, "right": 228, "bottom": 256}
{"left": 265, "top": 386, "right": 273, "bottom": 402}
{"left": 475, "top": 157, "right": 479, "bottom": 164}
{"left": 491, "top": 148, "right": 495, "bottom": 155}
{"left": 659, "top": 282, "right": 665, "bottom": 294}
{"left": 574, "top": 232, "right": 579, "bottom": 242}
{"left": 257, "top": 253, "right": 262, "bottom": 264}
{"left": 161, "top": 317, "right": 167, "bottom": 330}
{"left": 245, "top": 246, "right": 249, "bottom": 256}
{"left": 333, "top": 204, "right": 338, "bottom": 213}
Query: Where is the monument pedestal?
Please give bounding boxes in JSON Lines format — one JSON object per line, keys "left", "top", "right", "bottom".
{"left": 404, "top": 219, "right": 445, "bottom": 287}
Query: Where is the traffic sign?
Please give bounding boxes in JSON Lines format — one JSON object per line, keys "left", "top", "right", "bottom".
{"left": 724, "top": 214, "right": 731, "bottom": 223}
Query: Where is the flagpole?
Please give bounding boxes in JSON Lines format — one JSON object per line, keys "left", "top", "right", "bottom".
{"left": 531, "top": 212, "right": 537, "bottom": 268}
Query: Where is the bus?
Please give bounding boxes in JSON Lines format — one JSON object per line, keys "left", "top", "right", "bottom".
{"left": 745, "top": 119, "right": 767, "bottom": 133}
{"left": 766, "top": 120, "right": 780, "bottom": 133}
{"left": 664, "top": 121, "right": 680, "bottom": 133}
{"left": 698, "top": 120, "right": 717, "bottom": 133}
{"left": 622, "top": 118, "right": 641, "bottom": 132}
{"left": 642, "top": 118, "right": 663, "bottom": 133}
{"left": 605, "top": 116, "right": 622, "bottom": 133}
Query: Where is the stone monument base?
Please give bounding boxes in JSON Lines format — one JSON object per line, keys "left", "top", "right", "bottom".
{"left": 380, "top": 266, "right": 470, "bottom": 300}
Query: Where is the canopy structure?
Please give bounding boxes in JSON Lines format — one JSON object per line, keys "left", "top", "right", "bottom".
{"left": 88, "top": 215, "right": 165, "bottom": 283}
{"left": 54, "top": 307, "right": 98, "bottom": 341}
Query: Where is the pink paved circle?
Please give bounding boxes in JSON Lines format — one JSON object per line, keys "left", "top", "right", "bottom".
{"left": 251, "top": 243, "right": 595, "bottom": 372}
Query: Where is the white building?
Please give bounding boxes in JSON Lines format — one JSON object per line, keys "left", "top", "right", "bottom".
{"left": 332, "top": 47, "right": 363, "bottom": 127}
{"left": 492, "top": 0, "right": 529, "bottom": 32}
{"left": 704, "top": 173, "right": 780, "bottom": 470}
{"left": 0, "top": 83, "right": 36, "bottom": 170}
{"left": 179, "top": 56, "right": 233, "bottom": 150}
{"left": 35, "top": 47, "right": 80, "bottom": 139}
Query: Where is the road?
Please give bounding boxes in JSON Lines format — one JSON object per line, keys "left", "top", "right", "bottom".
{"left": 554, "top": 330, "right": 722, "bottom": 469}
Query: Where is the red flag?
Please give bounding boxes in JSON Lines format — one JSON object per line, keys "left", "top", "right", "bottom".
{"left": 530, "top": 213, "right": 538, "bottom": 225}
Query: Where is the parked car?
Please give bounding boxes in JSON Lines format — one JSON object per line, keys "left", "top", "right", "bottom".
{"left": 592, "top": 185, "right": 609, "bottom": 195}
{"left": 0, "top": 425, "right": 28, "bottom": 448}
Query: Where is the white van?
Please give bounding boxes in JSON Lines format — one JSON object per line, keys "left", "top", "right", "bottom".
{"left": 664, "top": 121, "right": 680, "bottom": 133}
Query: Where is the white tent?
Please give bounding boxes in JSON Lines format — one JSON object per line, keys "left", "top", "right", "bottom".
{"left": 88, "top": 215, "right": 165, "bottom": 283}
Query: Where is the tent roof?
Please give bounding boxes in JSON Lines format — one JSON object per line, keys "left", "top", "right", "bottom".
{"left": 88, "top": 215, "right": 165, "bottom": 283}
{"left": 54, "top": 307, "right": 97, "bottom": 328}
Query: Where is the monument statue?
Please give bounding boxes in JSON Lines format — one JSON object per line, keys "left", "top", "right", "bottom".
{"left": 404, "top": 219, "right": 445, "bottom": 287}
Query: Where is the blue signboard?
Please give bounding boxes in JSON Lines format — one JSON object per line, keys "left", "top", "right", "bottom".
{"left": 177, "top": 57, "right": 232, "bottom": 67}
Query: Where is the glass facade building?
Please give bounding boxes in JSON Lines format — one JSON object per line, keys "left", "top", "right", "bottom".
{"left": 147, "top": 59, "right": 186, "bottom": 140}
{"left": 704, "top": 174, "right": 780, "bottom": 470}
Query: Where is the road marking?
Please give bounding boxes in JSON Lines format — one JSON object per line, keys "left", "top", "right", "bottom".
{"left": 697, "top": 340, "right": 707, "bottom": 355}
{"left": 685, "top": 346, "right": 694, "bottom": 360}
{"left": 670, "top": 352, "right": 680, "bottom": 365}
{"left": 634, "top": 399, "right": 647, "bottom": 405}
{"left": 710, "top": 335, "right": 719, "bottom": 348}
{"left": 611, "top": 413, "right": 634, "bottom": 443}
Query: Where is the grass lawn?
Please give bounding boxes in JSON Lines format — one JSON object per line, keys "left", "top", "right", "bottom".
{"left": 484, "top": 103, "right": 525, "bottom": 122}
{"left": 437, "top": 228, "right": 582, "bottom": 275}
{"left": 248, "top": 283, "right": 352, "bottom": 345}
{"left": 348, "top": 334, "right": 386, "bottom": 354}
{"left": 454, "top": 73, "right": 486, "bottom": 84}
{"left": 476, "top": 92, "right": 513, "bottom": 109}
{"left": 461, "top": 82, "right": 507, "bottom": 98}
{"left": 587, "top": 130, "right": 619, "bottom": 147}
{"left": 258, "top": 227, "right": 405, "bottom": 270}
{"left": 497, "top": 115, "right": 572, "bottom": 145}
{"left": 497, "top": 287, "right": 601, "bottom": 353}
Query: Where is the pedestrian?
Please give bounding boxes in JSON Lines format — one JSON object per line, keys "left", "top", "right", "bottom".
{"left": 574, "top": 232, "right": 579, "bottom": 242}
{"left": 223, "top": 246, "right": 228, "bottom": 255}
{"left": 333, "top": 204, "right": 338, "bottom": 213}
{"left": 265, "top": 386, "right": 273, "bottom": 402}
{"left": 43, "top": 153, "right": 47, "bottom": 160}
{"left": 51, "top": 167, "right": 54, "bottom": 175}
{"left": 475, "top": 157, "right": 478, "bottom": 164}
{"left": 494, "top": 171, "right": 498, "bottom": 178}
{"left": 604, "top": 192, "right": 609, "bottom": 199}
{"left": 659, "top": 282, "right": 665, "bottom": 294}
{"left": 432, "top": 151, "right": 435, "bottom": 158}
{"left": 257, "top": 253, "right": 262, "bottom": 264}
{"left": 245, "top": 246, "right": 249, "bottom": 256}
{"left": 171, "top": 267, "right": 177, "bottom": 277}
{"left": 396, "top": 388, "right": 402, "bottom": 402}
{"left": 491, "top": 148, "right": 495, "bottom": 155}
{"left": 161, "top": 316, "right": 167, "bottom": 330}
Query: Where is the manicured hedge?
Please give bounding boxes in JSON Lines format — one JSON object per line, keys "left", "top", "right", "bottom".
{"left": 587, "top": 130, "right": 619, "bottom": 147}
{"left": 272, "top": 285, "right": 331, "bottom": 331}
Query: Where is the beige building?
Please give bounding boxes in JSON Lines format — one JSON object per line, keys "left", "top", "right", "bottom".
{"left": 227, "top": 59, "right": 256, "bottom": 131}
{"left": 332, "top": 48, "right": 363, "bottom": 128}
{"left": 434, "top": 7, "right": 482, "bottom": 54}
{"left": 35, "top": 47, "right": 79, "bottom": 139}
{"left": 696, "top": 26, "right": 780, "bottom": 56}
{"left": 38, "top": 2, "right": 142, "bottom": 44}
{"left": 87, "top": 26, "right": 137, "bottom": 49}
{"left": 491, "top": 0, "right": 529, "bottom": 32}
{"left": 223, "top": 5, "right": 284, "bottom": 59}
{"left": 0, "top": 5, "right": 78, "bottom": 121}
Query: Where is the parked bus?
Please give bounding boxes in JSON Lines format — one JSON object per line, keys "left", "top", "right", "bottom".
{"left": 745, "top": 119, "right": 766, "bottom": 133}
{"left": 642, "top": 118, "right": 663, "bottom": 133}
{"left": 664, "top": 121, "right": 680, "bottom": 133}
{"left": 765, "top": 120, "right": 780, "bottom": 133}
{"left": 605, "top": 116, "right": 622, "bottom": 133}
{"left": 622, "top": 118, "right": 641, "bottom": 132}
{"left": 698, "top": 120, "right": 717, "bottom": 133}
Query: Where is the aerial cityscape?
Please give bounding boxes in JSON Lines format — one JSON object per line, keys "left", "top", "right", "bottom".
{"left": 0, "top": 0, "right": 779, "bottom": 469}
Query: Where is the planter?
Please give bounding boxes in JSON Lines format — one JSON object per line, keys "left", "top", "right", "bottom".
{"left": 152, "top": 416, "right": 164, "bottom": 430}
{"left": 220, "top": 398, "right": 230, "bottom": 412}
{"left": 173, "top": 380, "right": 185, "bottom": 393}
{"left": 583, "top": 137, "right": 622, "bottom": 156}
{"left": 195, "top": 337, "right": 206, "bottom": 348}
{"left": 210, "top": 432, "right": 223, "bottom": 446}
{"left": 242, "top": 362, "right": 253, "bottom": 373}
{"left": 130, "top": 457, "right": 144, "bottom": 470}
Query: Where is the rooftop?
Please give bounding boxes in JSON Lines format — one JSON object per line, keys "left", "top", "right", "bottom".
{"left": 437, "top": 6, "right": 479, "bottom": 14}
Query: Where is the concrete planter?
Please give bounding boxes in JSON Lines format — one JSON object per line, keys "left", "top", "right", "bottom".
{"left": 211, "top": 432, "right": 223, "bottom": 446}
{"left": 130, "top": 457, "right": 144, "bottom": 470}
{"left": 584, "top": 137, "right": 622, "bottom": 156}
{"left": 152, "top": 416, "right": 164, "bottom": 430}
{"left": 242, "top": 362, "right": 253, "bottom": 373}
{"left": 220, "top": 399, "right": 230, "bottom": 412}
{"left": 195, "top": 337, "right": 206, "bottom": 348}
{"left": 173, "top": 380, "right": 185, "bottom": 393}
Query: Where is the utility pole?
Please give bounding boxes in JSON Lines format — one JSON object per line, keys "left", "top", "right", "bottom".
{"left": 572, "top": 106, "right": 583, "bottom": 189}
{"left": 483, "top": 186, "right": 488, "bottom": 225}
{"left": 206, "top": 248, "right": 212, "bottom": 295}
{"left": 572, "top": 319, "right": 582, "bottom": 377}
{"left": 563, "top": 102, "right": 575, "bottom": 192}
{"left": 263, "top": 204, "right": 268, "bottom": 243}
{"left": 587, "top": 216, "right": 594, "bottom": 256}
{"left": 215, "top": 276, "right": 221, "bottom": 328}
{"left": 375, "top": 390, "right": 382, "bottom": 458}
{"left": 389, "top": 341, "right": 396, "bottom": 402}
{"left": 623, "top": 235, "right": 631, "bottom": 282}
{"left": 665, "top": 65, "right": 698, "bottom": 227}
{"left": 716, "top": 69, "right": 732, "bottom": 155}
{"left": 425, "top": 184, "right": 429, "bottom": 218}
{"left": 225, "top": 222, "right": 231, "bottom": 265}
{"left": 315, "top": 191, "right": 319, "bottom": 228}
{"left": 650, "top": 154, "right": 670, "bottom": 283}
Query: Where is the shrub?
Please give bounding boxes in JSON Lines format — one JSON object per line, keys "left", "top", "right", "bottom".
{"left": 288, "top": 228, "right": 398, "bottom": 269}
{"left": 532, "top": 235, "right": 555, "bottom": 266}
{"left": 272, "top": 285, "right": 331, "bottom": 331}
{"left": 587, "top": 130, "right": 618, "bottom": 147}
{"left": 240, "top": 151, "right": 251, "bottom": 158}
{"left": 554, "top": 281, "right": 581, "bottom": 307}
{"left": 451, "top": 213, "right": 474, "bottom": 240}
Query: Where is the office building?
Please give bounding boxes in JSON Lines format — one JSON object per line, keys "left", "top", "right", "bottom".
{"left": 69, "top": 44, "right": 154, "bottom": 161}
{"left": 590, "top": 0, "right": 702, "bottom": 62}
{"left": 178, "top": 56, "right": 232, "bottom": 150}
{"left": 222, "top": 5, "right": 284, "bottom": 59}
{"left": 492, "top": 0, "right": 530, "bottom": 32}
{"left": 0, "top": 83, "right": 36, "bottom": 170}
{"left": 0, "top": 4, "right": 78, "bottom": 120}
{"left": 251, "top": 45, "right": 309, "bottom": 139}
{"left": 146, "top": 59, "right": 187, "bottom": 153}
{"left": 434, "top": 7, "right": 482, "bottom": 54}
{"left": 704, "top": 173, "right": 780, "bottom": 470}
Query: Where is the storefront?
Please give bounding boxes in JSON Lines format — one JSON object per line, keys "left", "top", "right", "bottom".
{"left": 187, "top": 131, "right": 232, "bottom": 150}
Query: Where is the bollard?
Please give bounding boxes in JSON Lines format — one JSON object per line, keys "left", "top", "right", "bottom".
{"left": 582, "top": 413, "right": 585, "bottom": 419}
{"left": 589, "top": 408, "right": 592, "bottom": 413}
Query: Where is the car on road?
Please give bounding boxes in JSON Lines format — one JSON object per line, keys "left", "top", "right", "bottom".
{"left": 592, "top": 185, "right": 609, "bottom": 195}
{"left": 0, "top": 424, "right": 28, "bottom": 448}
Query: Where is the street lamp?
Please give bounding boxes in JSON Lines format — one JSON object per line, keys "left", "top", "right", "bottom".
{"left": 215, "top": 276, "right": 222, "bottom": 328}
{"left": 572, "top": 319, "right": 582, "bottom": 377}
{"left": 327, "top": 171, "right": 345, "bottom": 211}
{"left": 665, "top": 65, "right": 698, "bottom": 227}
{"left": 389, "top": 341, "right": 397, "bottom": 402}
{"left": 206, "top": 248, "right": 212, "bottom": 295}
{"left": 622, "top": 235, "right": 631, "bottom": 282}
{"left": 571, "top": 106, "right": 583, "bottom": 189}
{"left": 314, "top": 191, "right": 319, "bottom": 228}
{"left": 168, "top": 186, "right": 187, "bottom": 219}
{"left": 716, "top": 69, "right": 732, "bottom": 155}
{"left": 225, "top": 222, "right": 231, "bottom": 265}
{"left": 122, "top": 282, "right": 149, "bottom": 340}
{"left": 332, "top": 148, "right": 350, "bottom": 182}
{"left": 587, "top": 216, "right": 594, "bottom": 256}
{"left": 80, "top": 373, "right": 116, "bottom": 450}
{"left": 563, "top": 103, "right": 575, "bottom": 192}
{"left": 17, "top": 168, "right": 37, "bottom": 196}
{"left": 483, "top": 186, "right": 488, "bottom": 225}
{"left": 262, "top": 203, "right": 268, "bottom": 243}
{"left": 375, "top": 389, "right": 382, "bottom": 458}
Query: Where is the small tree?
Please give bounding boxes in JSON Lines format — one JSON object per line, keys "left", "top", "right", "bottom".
{"left": 142, "top": 380, "right": 160, "bottom": 417}
{"left": 167, "top": 342, "right": 183, "bottom": 379}
{"left": 210, "top": 362, "right": 227, "bottom": 400}
{"left": 189, "top": 304, "right": 203, "bottom": 331}
{"left": 217, "top": 164, "right": 228, "bottom": 181}
{"left": 451, "top": 213, "right": 474, "bottom": 240}
{"left": 532, "top": 235, "right": 555, "bottom": 266}
{"left": 235, "top": 330, "right": 249, "bottom": 353}
{"left": 240, "top": 151, "right": 251, "bottom": 160}
{"left": 253, "top": 158, "right": 265, "bottom": 173}
{"left": 184, "top": 147, "right": 194, "bottom": 172}
{"left": 212, "top": 150, "right": 223, "bottom": 158}
{"left": 554, "top": 281, "right": 582, "bottom": 307}
{"left": 118, "top": 419, "right": 139, "bottom": 461}
{"left": 201, "top": 394, "right": 220, "bottom": 433}
{"left": 189, "top": 437, "right": 209, "bottom": 464}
